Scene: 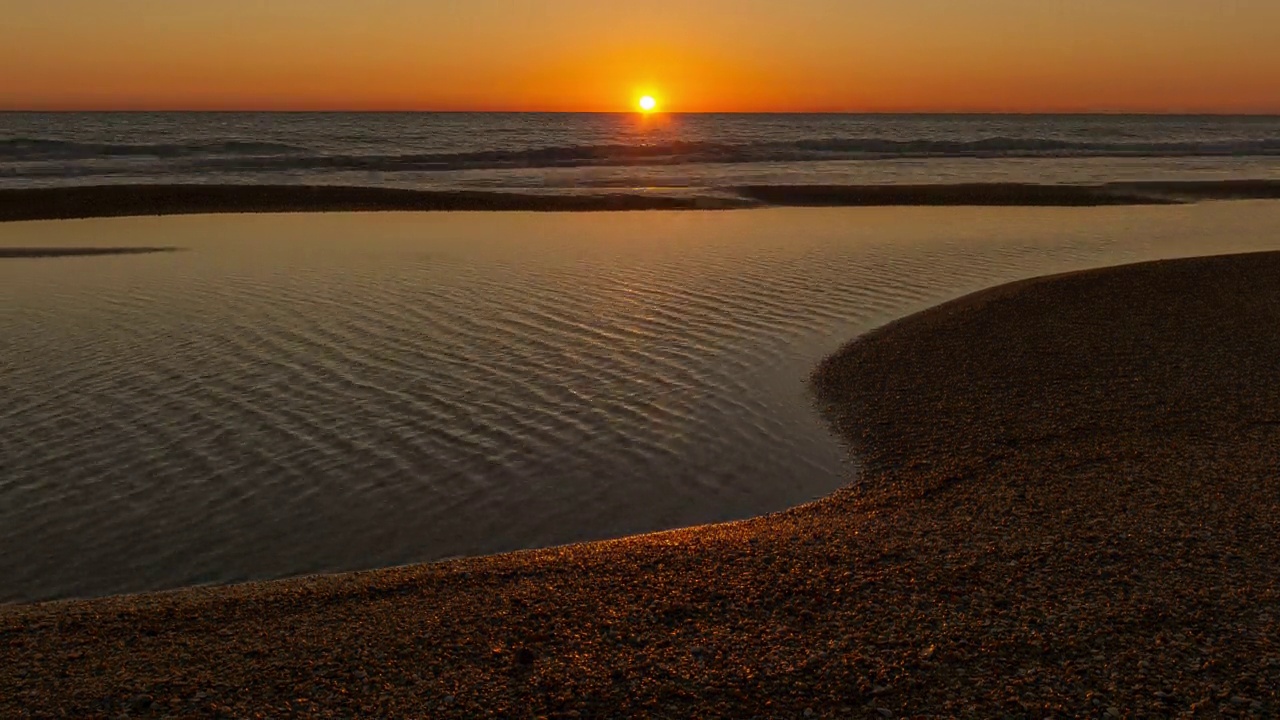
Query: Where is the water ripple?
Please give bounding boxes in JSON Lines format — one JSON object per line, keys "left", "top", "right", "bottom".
{"left": 3, "top": 205, "right": 1280, "bottom": 602}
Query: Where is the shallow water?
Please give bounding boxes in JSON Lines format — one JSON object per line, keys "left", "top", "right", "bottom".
{"left": 3, "top": 203, "right": 1279, "bottom": 603}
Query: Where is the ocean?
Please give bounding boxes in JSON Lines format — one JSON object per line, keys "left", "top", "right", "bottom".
{"left": 3, "top": 113, "right": 1280, "bottom": 195}
{"left": 3, "top": 114, "right": 1280, "bottom": 603}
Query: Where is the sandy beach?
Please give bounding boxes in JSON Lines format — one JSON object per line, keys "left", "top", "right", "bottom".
{"left": 3, "top": 249, "right": 1277, "bottom": 717}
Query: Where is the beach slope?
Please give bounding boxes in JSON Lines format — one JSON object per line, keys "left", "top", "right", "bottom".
{"left": 3, "top": 252, "right": 1278, "bottom": 718}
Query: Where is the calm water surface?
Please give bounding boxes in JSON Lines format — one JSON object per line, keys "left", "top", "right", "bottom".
{"left": 3, "top": 203, "right": 1280, "bottom": 602}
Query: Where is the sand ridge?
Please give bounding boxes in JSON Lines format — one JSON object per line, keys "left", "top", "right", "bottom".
{"left": 0, "top": 247, "right": 180, "bottom": 259}
{"left": 3, "top": 252, "right": 1279, "bottom": 718}
{"left": 4, "top": 180, "right": 1280, "bottom": 223}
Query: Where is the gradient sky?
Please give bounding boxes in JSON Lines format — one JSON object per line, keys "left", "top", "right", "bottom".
{"left": 3, "top": 0, "right": 1278, "bottom": 112}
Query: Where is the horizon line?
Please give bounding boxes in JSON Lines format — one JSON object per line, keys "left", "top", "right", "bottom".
{"left": 3, "top": 109, "right": 1280, "bottom": 116}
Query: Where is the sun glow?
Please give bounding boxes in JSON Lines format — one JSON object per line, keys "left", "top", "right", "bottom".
{"left": 638, "top": 95, "right": 658, "bottom": 113}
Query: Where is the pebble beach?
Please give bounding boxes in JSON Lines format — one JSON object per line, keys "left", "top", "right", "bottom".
{"left": 3, "top": 250, "right": 1278, "bottom": 718}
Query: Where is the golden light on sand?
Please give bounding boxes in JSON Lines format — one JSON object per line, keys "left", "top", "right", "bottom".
{"left": 638, "top": 95, "right": 658, "bottom": 113}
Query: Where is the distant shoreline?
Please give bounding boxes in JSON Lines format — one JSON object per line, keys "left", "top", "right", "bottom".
{"left": 0, "top": 246, "right": 179, "bottom": 259}
{"left": 3, "top": 180, "right": 1280, "bottom": 223}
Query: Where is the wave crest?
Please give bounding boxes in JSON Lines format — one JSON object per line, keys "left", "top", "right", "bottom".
{"left": 193, "top": 137, "right": 1280, "bottom": 172}
{"left": 4, "top": 135, "right": 1279, "bottom": 173}
{"left": 0, "top": 138, "right": 308, "bottom": 160}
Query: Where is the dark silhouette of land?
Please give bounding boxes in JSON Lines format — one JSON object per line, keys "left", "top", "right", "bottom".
{"left": 0, "top": 185, "right": 747, "bottom": 222}
{"left": 0, "top": 246, "right": 179, "bottom": 258}
{"left": 2, "top": 180, "right": 1280, "bottom": 222}
{"left": 736, "top": 182, "right": 1175, "bottom": 206}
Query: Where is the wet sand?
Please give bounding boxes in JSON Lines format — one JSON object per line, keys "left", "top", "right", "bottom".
{"left": 0, "top": 185, "right": 746, "bottom": 222}
{"left": 741, "top": 179, "right": 1280, "bottom": 206}
{"left": 3, "top": 251, "right": 1279, "bottom": 718}
{"left": 734, "top": 182, "right": 1175, "bottom": 206}
{"left": 5, "top": 180, "right": 1280, "bottom": 223}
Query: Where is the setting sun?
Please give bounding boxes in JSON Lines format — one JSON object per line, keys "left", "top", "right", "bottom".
{"left": 638, "top": 95, "right": 657, "bottom": 113}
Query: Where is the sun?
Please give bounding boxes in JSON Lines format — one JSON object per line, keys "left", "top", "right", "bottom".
{"left": 638, "top": 95, "right": 658, "bottom": 113}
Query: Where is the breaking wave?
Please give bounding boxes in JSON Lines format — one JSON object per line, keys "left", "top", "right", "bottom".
{"left": 4, "top": 136, "right": 1279, "bottom": 173}
{"left": 0, "top": 138, "right": 308, "bottom": 160}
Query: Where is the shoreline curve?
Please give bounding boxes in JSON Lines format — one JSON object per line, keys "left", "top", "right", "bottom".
{"left": 3, "top": 251, "right": 1279, "bottom": 717}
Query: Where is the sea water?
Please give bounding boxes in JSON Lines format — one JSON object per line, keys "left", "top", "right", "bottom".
{"left": 3, "top": 113, "right": 1279, "bottom": 196}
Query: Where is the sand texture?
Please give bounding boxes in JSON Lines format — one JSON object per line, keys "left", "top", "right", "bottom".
{"left": 3, "top": 252, "right": 1279, "bottom": 718}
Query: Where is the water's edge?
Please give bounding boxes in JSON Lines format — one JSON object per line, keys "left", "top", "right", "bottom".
{"left": 5, "top": 180, "right": 1280, "bottom": 223}
{"left": 0, "top": 252, "right": 1183, "bottom": 607}
{"left": 7, "top": 204, "right": 1280, "bottom": 605}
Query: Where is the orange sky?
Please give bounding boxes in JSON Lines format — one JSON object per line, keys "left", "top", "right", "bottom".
{"left": 3, "top": 0, "right": 1279, "bottom": 112}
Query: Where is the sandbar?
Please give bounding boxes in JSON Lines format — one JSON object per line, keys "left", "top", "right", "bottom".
{"left": 0, "top": 246, "right": 179, "bottom": 259}
{"left": 4, "top": 180, "right": 1280, "bottom": 223}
